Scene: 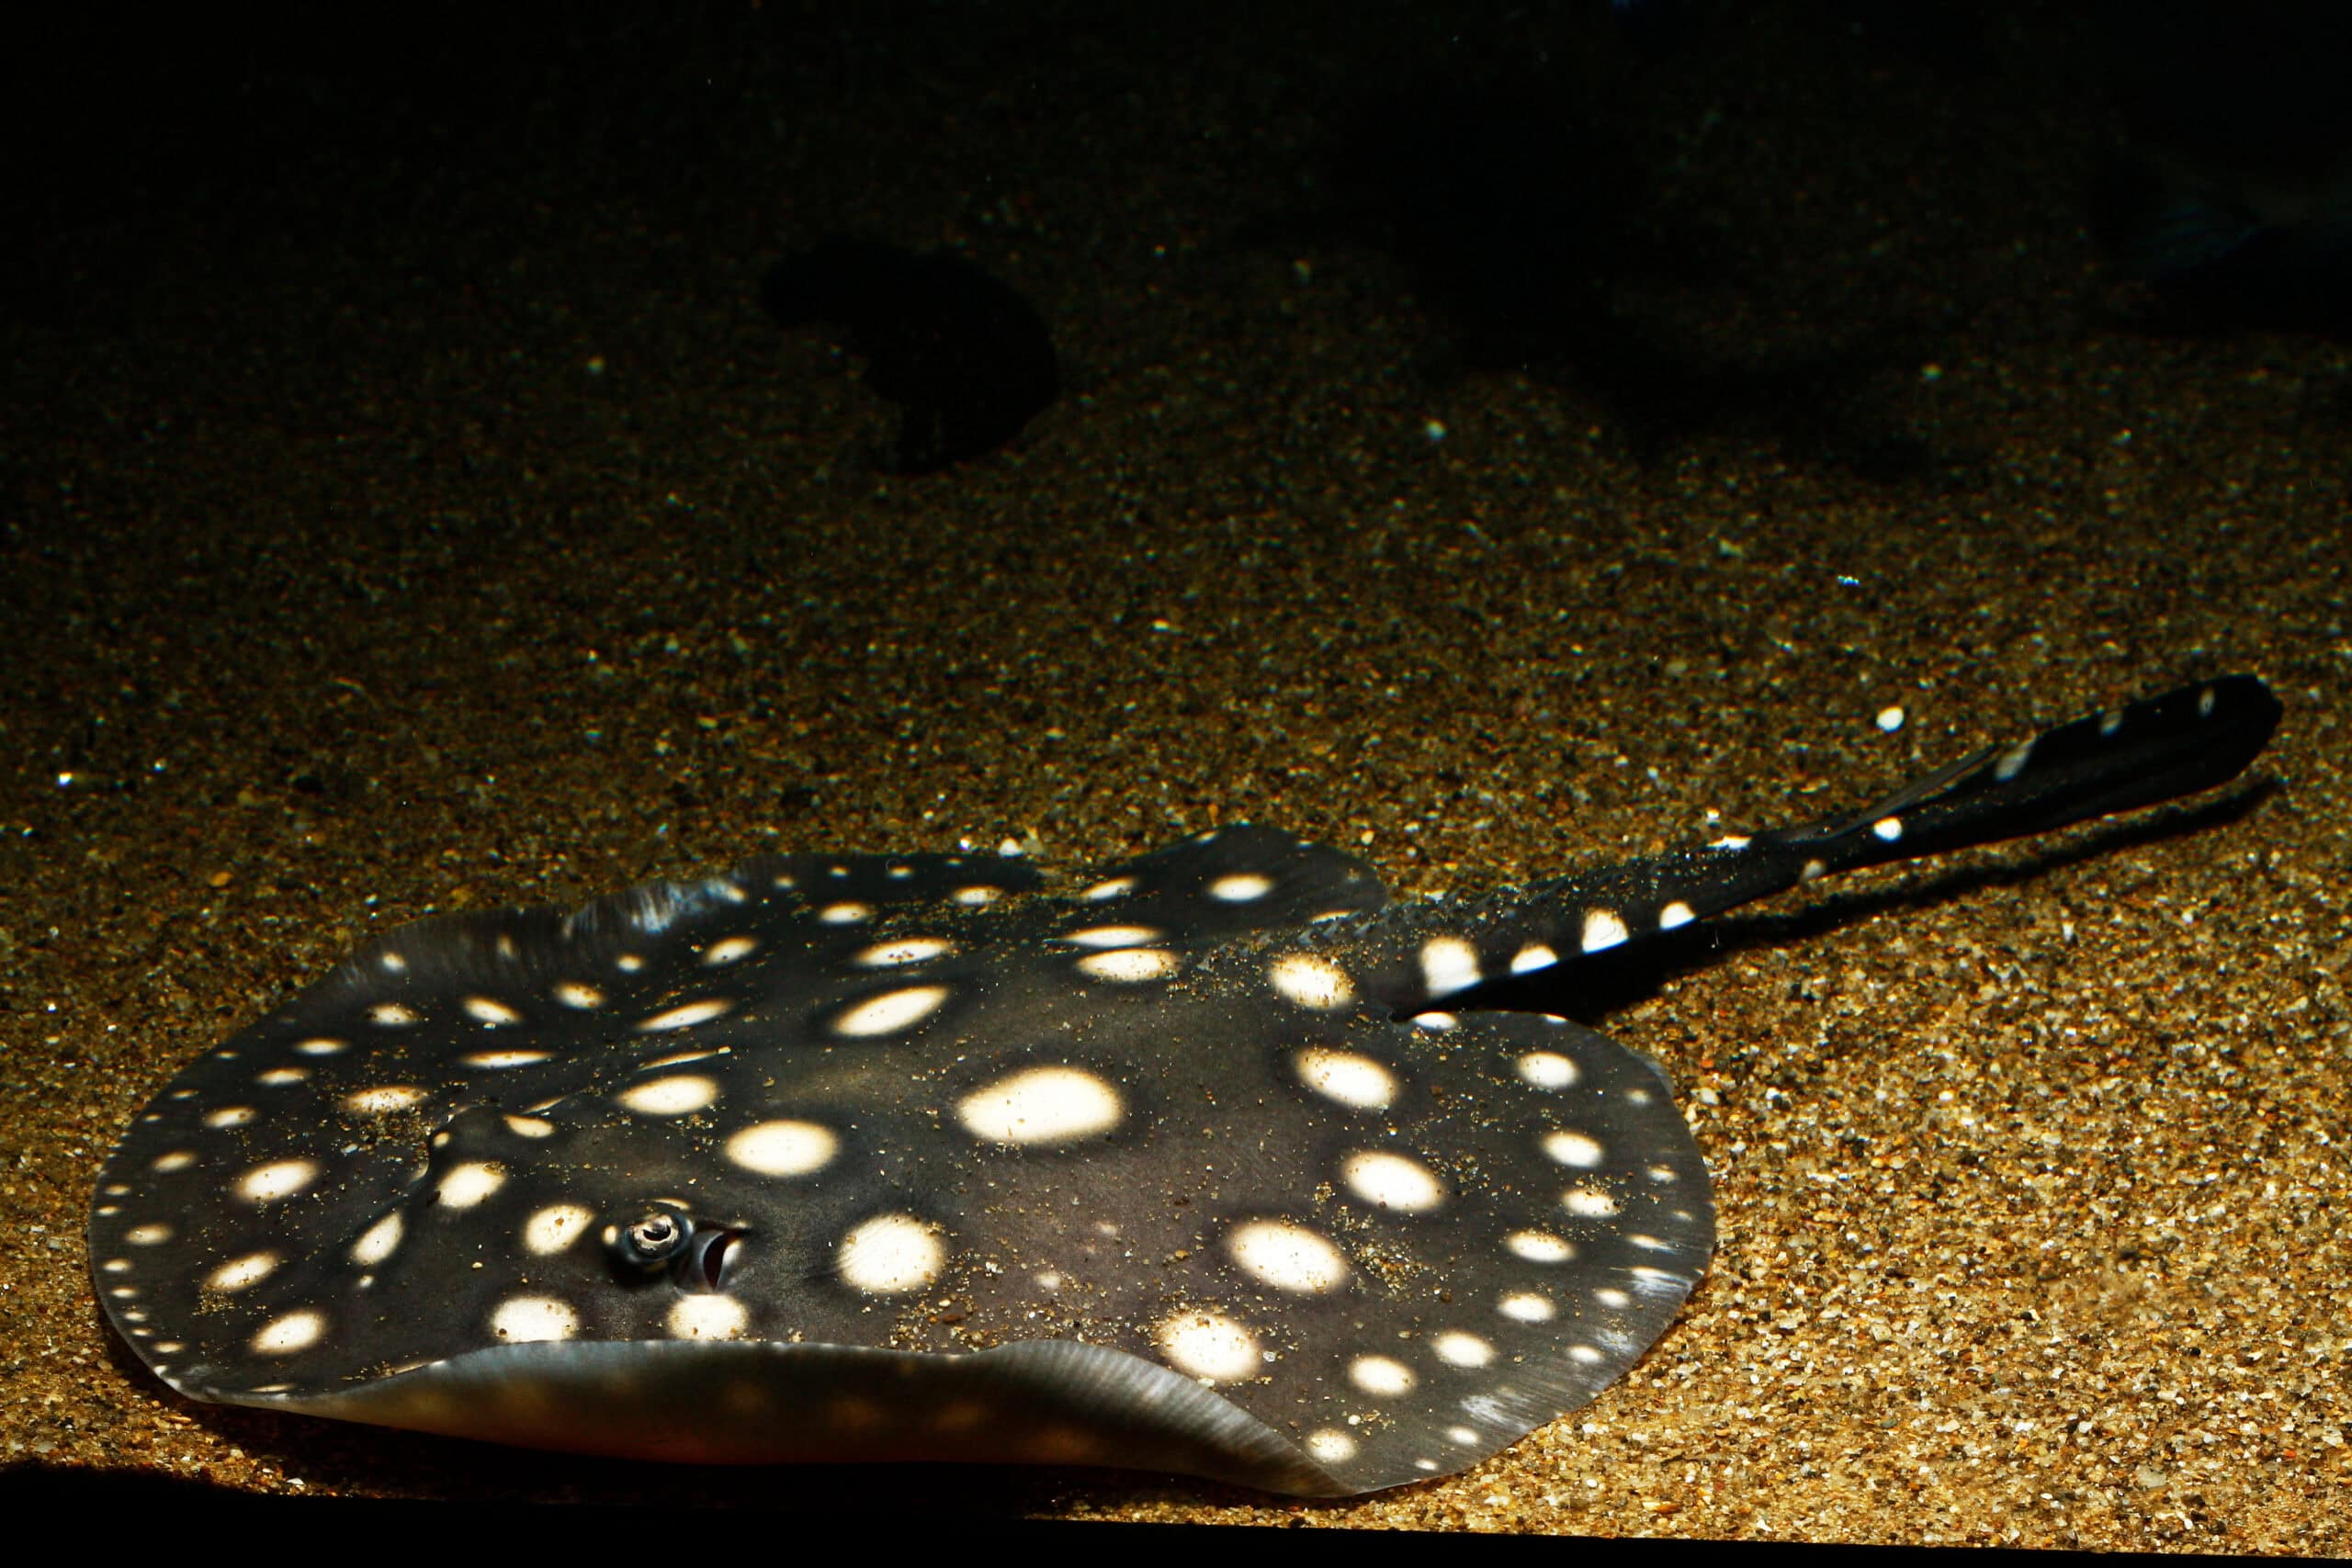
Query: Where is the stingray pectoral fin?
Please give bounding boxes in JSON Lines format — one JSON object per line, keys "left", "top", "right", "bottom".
{"left": 259, "top": 1338, "right": 1347, "bottom": 1495}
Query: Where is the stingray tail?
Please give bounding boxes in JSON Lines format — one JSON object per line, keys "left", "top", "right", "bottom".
{"left": 1334, "top": 674, "right": 2281, "bottom": 1013}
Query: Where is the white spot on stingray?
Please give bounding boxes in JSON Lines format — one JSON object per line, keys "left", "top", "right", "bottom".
{"left": 203, "top": 1106, "right": 255, "bottom": 1129}
{"left": 1579, "top": 909, "right": 1630, "bottom": 953}
{"left": 638, "top": 998, "right": 733, "bottom": 1032}
{"left": 1563, "top": 1186, "right": 1621, "bottom": 1218}
{"left": 463, "top": 997, "right": 523, "bottom": 1026}
{"left": 464, "top": 1049, "right": 550, "bottom": 1069}
{"left": 379, "top": 952, "right": 408, "bottom": 975}
{"left": 1595, "top": 1287, "right": 1633, "bottom": 1310}
{"left": 1057, "top": 924, "right": 1161, "bottom": 948}
{"left": 616, "top": 954, "right": 647, "bottom": 972}
{"left": 1306, "top": 1429, "right": 1357, "bottom": 1464}
{"left": 1434, "top": 1330, "right": 1496, "bottom": 1368}
{"left": 1505, "top": 1230, "right": 1575, "bottom": 1264}
{"left": 254, "top": 1066, "right": 307, "bottom": 1087}
{"left": 956, "top": 1066, "right": 1125, "bottom": 1145}
{"left": 837, "top": 1213, "right": 945, "bottom": 1295}
{"left": 1876, "top": 705, "right": 1906, "bottom": 733}
{"left": 124, "top": 1223, "right": 172, "bottom": 1246}
{"left": 1646, "top": 1164, "right": 1679, "bottom": 1184}
{"left": 554, "top": 982, "right": 605, "bottom": 1009}
{"left": 1516, "top": 1051, "right": 1580, "bottom": 1089}
{"left": 617, "top": 1075, "right": 718, "bottom": 1116}
{"left": 1209, "top": 873, "right": 1273, "bottom": 902}
{"left": 1568, "top": 1344, "right": 1604, "bottom": 1366}
{"left": 236, "top": 1158, "right": 319, "bottom": 1204}
{"left": 368, "top": 1003, "right": 419, "bottom": 1027}
{"left": 1340, "top": 1150, "right": 1445, "bottom": 1213}
{"left": 1226, "top": 1220, "right": 1351, "bottom": 1293}
{"left": 1292, "top": 1047, "right": 1397, "bottom": 1111}
{"left": 522, "top": 1203, "right": 594, "bottom": 1255}
{"left": 352, "top": 1212, "right": 403, "bottom": 1266}
{"left": 1659, "top": 901, "right": 1696, "bottom": 930}
{"left": 833, "top": 985, "right": 949, "bottom": 1036}
{"left": 1075, "top": 948, "right": 1179, "bottom": 982}
{"left": 702, "top": 935, "right": 758, "bottom": 965}
{"left": 1154, "top": 1309, "right": 1261, "bottom": 1384}
{"left": 1995, "top": 739, "right": 2034, "bottom": 782}
{"left": 1500, "top": 1292, "right": 1555, "bottom": 1323}
{"left": 952, "top": 886, "right": 1001, "bottom": 907}
{"left": 252, "top": 1310, "right": 325, "bottom": 1356}
{"left": 1350, "top": 1355, "right": 1416, "bottom": 1397}
{"left": 492, "top": 1296, "right": 579, "bottom": 1342}
{"left": 819, "top": 902, "right": 874, "bottom": 925}
{"left": 207, "top": 1252, "right": 279, "bottom": 1292}
{"left": 854, "top": 937, "right": 956, "bottom": 967}
{"left": 1269, "top": 954, "right": 1352, "bottom": 1010}
{"left": 294, "top": 1037, "right": 347, "bottom": 1056}
{"left": 1081, "top": 877, "right": 1136, "bottom": 901}
{"left": 1710, "top": 834, "right": 1752, "bottom": 851}
{"left": 1510, "top": 942, "right": 1559, "bottom": 976}
{"left": 728, "top": 1120, "right": 839, "bottom": 1177}
{"left": 1419, "top": 936, "right": 1481, "bottom": 998}
{"left": 668, "top": 1295, "right": 749, "bottom": 1339}
{"left": 343, "top": 1085, "right": 427, "bottom": 1114}
{"left": 1872, "top": 816, "right": 1903, "bottom": 842}
{"left": 2100, "top": 707, "right": 2125, "bottom": 736}
{"left": 1543, "top": 1131, "right": 1605, "bottom": 1168}
{"left": 1412, "top": 1011, "right": 1457, "bottom": 1031}
{"left": 436, "top": 1161, "right": 506, "bottom": 1209}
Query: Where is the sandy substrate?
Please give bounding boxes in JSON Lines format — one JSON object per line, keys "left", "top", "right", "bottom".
{"left": 4, "top": 2, "right": 2346, "bottom": 1550}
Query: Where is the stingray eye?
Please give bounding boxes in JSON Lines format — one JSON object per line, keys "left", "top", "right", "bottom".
{"left": 607, "top": 1204, "right": 695, "bottom": 1271}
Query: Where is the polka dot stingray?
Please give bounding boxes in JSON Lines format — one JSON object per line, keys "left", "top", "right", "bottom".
{"left": 89, "top": 675, "right": 2281, "bottom": 1495}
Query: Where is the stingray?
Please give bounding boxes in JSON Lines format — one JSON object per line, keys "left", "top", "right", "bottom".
{"left": 89, "top": 674, "right": 2280, "bottom": 1495}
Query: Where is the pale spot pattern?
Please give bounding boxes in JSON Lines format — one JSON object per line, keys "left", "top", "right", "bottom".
{"left": 492, "top": 1296, "right": 580, "bottom": 1343}
{"left": 854, "top": 937, "right": 956, "bottom": 967}
{"left": 436, "top": 1161, "right": 506, "bottom": 1209}
{"left": 1208, "top": 873, "right": 1273, "bottom": 902}
{"left": 1434, "top": 1330, "right": 1496, "bottom": 1368}
{"left": 1291, "top": 1047, "right": 1397, "bottom": 1111}
{"left": 252, "top": 1310, "right": 325, "bottom": 1356}
{"left": 702, "top": 935, "right": 758, "bottom": 965}
{"left": 1516, "top": 1051, "right": 1580, "bottom": 1090}
{"left": 1510, "top": 942, "right": 1558, "bottom": 975}
{"left": 1579, "top": 909, "right": 1630, "bottom": 953}
{"left": 236, "top": 1159, "right": 319, "bottom": 1204}
{"left": 206, "top": 1252, "right": 278, "bottom": 1292}
{"left": 1155, "top": 1309, "right": 1261, "bottom": 1384}
{"left": 1658, "top": 901, "right": 1696, "bottom": 930}
{"left": 1226, "top": 1220, "right": 1351, "bottom": 1293}
{"left": 726, "top": 1120, "right": 839, "bottom": 1177}
{"left": 463, "top": 997, "right": 523, "bottom": 1026}
{"left": 1268, "top": 953, "right": 1352, "bottom": 1010}
{"left": 1340, "top": 1150, "right": 1444, "bottom": 1213}
{"left": 832, "top": 985, "right": 948, "bottom": 1037}
{"left": 1563, "top": 1187, "right": 1621, "bottom": 1218}
{"left": 669, "top": 1295, "right": 750, "bottom": 1339}
{"left": 956, "top": 1066, "right": 1124, "bottom": 1145}
{"left": 1057, "top": 924, "right": 1161, "bottom": 948}
{"left": 1500, "top": 1292, "right": 1555, "bottom": 1322}
{"left": 521, "top": 1203, "right": 595, "bottom": 1256}
{"left": 637, "top": 998, "right": 732, "bottom": 1032}
{"left": 351, "top": 1212, "right": 404, "bottom": 1267}
{"left": 819, "top": 902, "right": 874, "bottom": 925}
{"left": 1505, "top": 1230, "right": 1575, "bottom": 1264}
{"left": 1419, "top": 936, "right": 1481, "bottom": 998}
{"left": 1350, "top": 1355, "right": 1417, "bottom": 1397}
{"left": 1075, "top": 948, "right": 1180, "bottom": 982}
{"left": 202, "top": 1106, "right": 255, "bottom": 1129}
{"left": 1542, "top": 1131, "right": 1605, "bottom": 1168}
{"left": 463, "top": 1049, "right": 550, "bottom": 1069}
{"left": 617, "top": 1075, "right": 719, "bottom": 1116}
{"left": 342, "top": 1085, "right": 426, "bottom": 1114}
{"left": 554, "top": 982, "right": 605, "bottom": 1009}
{"left": 1306, "top": 1430, "right": 1357, "bottom": 1464}
{"left": 837, "top": 1213, "right": 945, "bottom": 1295}
{"left": 1872, "top": 817, "right": 1903, "bottom": 842}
